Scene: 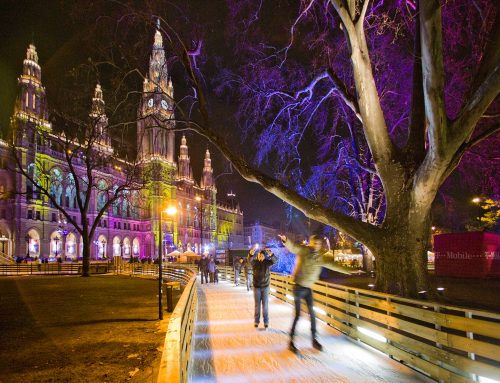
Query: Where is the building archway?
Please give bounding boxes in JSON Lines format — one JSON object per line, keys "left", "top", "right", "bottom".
{"left": 50, "top": 231, "right": 62, "bottom": 258}
{"left": 97, "top": 234, "right": 107, "bottom": 259}
{"left": 65, "top": 232, "right": 77, "bottom": 260}
{"left": 113, "top": 236, "right": 121, "bottom": 257}
{"left": 123, "top": 237, "right": 131, "bottom": 259}
{"left": 26, "top": 228, "right": 40, "bottom": 258}
{"left": 132, "top": 237, "right": 140, "bottom": 258}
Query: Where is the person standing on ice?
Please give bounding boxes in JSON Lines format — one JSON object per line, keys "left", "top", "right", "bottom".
{"left": 250, "top": 247, "right": 277, "bottom": 329}
{"left": 278, "top": 233, "right": 352, "bottom": 353}
{"left": 234, "top": 257, "right": 244, "bottom": 286}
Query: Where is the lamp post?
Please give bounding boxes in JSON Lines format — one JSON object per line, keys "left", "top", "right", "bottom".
{"left": 54, "top": 235, "right": 60, "bottom": 259}
{"left": 196, "top": 196, "right": 203, "bottom": 254}
{"left": 101, "top": 239, "right": 106, "bottom": 259}
{"left": 158, "top": 205, "right": 177, "bottom": 320}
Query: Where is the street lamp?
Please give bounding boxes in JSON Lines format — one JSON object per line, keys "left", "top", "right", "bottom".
{"left": 472, "top": 197, "right": 481, "bottom": 204}
{"left": 196, "top": 196, "right": 203, "bottom": 254}
{"left": 54, "top": 235, "right": 60, "bottom": 259}
{"left": 158, "top": 204, "right": 177, "bottom": 320}
{"left": 101, "top": 239, "right": 106, "bottom": 259}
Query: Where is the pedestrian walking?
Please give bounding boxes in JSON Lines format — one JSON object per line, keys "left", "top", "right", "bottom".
{"left": 199, "top": 254, "right": 209, "bottom": 284}
{"left": 250, "top": 247, "right": 277, "bottom": 329}
{"left": 208, "top": 257, "right": 216, "bottom": 283}
{"left": 234, "top": 257, "right": 244, "bottom": 286}
{"left": 278, "top": 234, "right": 352, "bottom": 353}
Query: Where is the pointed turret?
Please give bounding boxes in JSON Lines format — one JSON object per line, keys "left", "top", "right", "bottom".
{"left": 13, "top": 43, "right": 50, "bottom": 130}
{"left": 202, "top": 149, "right": 214, "bottom": 189}
{"left": 89, "top": 83, "right": 111, "bottom": 150}
{"left": 177, "top": 135, "right": 193, "bottom": 181}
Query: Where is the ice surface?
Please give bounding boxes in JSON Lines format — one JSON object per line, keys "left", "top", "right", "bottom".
{"left": 189, "top": 280, "right": 433, "bottom": 383}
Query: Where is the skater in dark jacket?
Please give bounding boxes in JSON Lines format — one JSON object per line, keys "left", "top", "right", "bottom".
{"left": 250, "top": 247, "right": 277, "bottom": 328}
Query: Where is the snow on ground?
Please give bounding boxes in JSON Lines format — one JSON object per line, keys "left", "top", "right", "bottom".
{"left": 189, "top": 280, "right": 434, "bottom": 383}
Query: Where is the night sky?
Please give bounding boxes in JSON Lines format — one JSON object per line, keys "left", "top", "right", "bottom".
{"left": 0, "top": 0, "right": 291, "bottom": 227}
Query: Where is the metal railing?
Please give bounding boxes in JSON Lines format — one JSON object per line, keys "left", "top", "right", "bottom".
{"left": 217, "top": 266, "right": 500, "bottom": 383}
{"left": 0, "top": 262, "right": 112, "bottom": 275}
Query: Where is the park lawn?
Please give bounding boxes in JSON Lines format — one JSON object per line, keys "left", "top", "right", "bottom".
{"left": 0, "top": 275, "right": 172, "bottom": 383}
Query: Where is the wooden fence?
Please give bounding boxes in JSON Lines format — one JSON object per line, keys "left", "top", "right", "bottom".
{"left": 218, "top": 266, "right": 500, "bottom": 383}
{"left": 157, "top": 267, "right": 198, "bottom": 383}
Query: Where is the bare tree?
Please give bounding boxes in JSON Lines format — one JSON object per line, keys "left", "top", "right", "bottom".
{"left": 10, "top": 83, "right": 145, "bottom": 276}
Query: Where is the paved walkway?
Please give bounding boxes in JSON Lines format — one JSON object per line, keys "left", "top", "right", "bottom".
{"left": 189, "top": 280, "right": 433, "bottom": 383}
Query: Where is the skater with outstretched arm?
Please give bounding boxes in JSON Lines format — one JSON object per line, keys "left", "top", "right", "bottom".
{"left": 250, "top": 246, "right": 277, "bottom": 328}
{"left": 278, "top": 234, "right": 352, "bottom": 353}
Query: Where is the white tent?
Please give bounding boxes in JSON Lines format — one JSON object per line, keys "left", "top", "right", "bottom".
{"left": 183, "top": 250, "right": 201, "bottom": 263}
{"left": 168, "top": 250, "right": 181, "bottom": 256}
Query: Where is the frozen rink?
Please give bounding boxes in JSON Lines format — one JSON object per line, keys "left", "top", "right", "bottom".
{"left": 189, "top": 280, "right": 434, "bottom": 383}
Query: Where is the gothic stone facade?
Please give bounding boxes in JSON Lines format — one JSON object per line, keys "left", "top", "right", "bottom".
{"left": 0, "top": 26, "right": 244, "bottom": 261}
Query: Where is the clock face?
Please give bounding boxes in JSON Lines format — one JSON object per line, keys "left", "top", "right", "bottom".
{"left": 161, "top": 100, "right": 168, "bottom": 110}
{"left": 147, "top": 98, "right": 153, "bottom": 108}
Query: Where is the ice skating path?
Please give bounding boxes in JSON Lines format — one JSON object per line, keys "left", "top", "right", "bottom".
{"left": 189, "top": 280, "right": 434, "bottom": 383}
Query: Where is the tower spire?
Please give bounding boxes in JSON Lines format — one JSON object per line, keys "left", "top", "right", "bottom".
{"left": 12, "top": 43, "right": 50, "bottom": 130}
{"left": 136, "top": 19, "right": 175, "bottom": 163}
{"left": 202, "top": 149, "right": 214, "bottom": 189}
{"left": 90, "top": 83, "right": 111, "bottom": 151}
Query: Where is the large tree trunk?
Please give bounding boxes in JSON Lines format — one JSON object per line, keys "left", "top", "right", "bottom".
{"left": 371, "top": 188, "right": 432, "bottom": 297}
{"left": 81, "top": 235, "right": 91, "bottom": 277}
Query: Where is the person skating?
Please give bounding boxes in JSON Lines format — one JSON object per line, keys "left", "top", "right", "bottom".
{"left": 250, "top": 247, "right": 277, "bottom": 329}
{"left": 278, "top": 234, "right": 352, "bottom": 353}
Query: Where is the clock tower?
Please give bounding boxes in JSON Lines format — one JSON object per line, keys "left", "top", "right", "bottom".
{"left": 137, "top": 19, "right": 175, "bottom": 163}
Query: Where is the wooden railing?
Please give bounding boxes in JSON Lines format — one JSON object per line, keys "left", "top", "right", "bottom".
{"left": 217, "top": 266, "right": 500, "bottom": 383}
{"left": 0, "top": 262, "right": 111, "bottom": 275}
{"left": 157, "top": 267, "right": 197, "bottom": 383}
{"left": 118, "top": 263, "right": 197, "bottom": 284}
{"left": 270, "top": 273, "right": 500, "bottom": 383}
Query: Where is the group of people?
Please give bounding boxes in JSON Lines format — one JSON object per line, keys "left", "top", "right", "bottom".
{"left": 198, "top": 254, "right": 219, "bottom": 284}
{"left": 232, "top": 234, "right": 352, "bottom": 353}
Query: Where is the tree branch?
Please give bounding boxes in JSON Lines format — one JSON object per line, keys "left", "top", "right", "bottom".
{"left": 420, "top": 0, "right": 447, "bottom": 157}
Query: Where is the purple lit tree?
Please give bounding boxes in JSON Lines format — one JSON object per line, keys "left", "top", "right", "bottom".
{"left": 180, "top": 0, "right": 498, "bottom": 296}
{"left": 66, "top": 0, "right": 498, "bottom": 295}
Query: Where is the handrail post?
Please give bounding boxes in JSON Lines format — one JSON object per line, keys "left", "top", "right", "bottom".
{"left": 465, "top": 311, "right": 478, "bottom": 382}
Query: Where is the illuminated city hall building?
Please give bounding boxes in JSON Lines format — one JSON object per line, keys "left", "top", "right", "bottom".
{"left": 0, "top": 25, "right": 244, "bottom": 261}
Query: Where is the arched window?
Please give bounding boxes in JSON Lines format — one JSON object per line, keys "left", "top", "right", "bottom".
{"left": 49, "top": 168, "right": 63, "bottom": 207}
{"left": 65, "top": 174, "right": 76, "bottom": 209}
{"left": 96, "top": 179, "right": 108, "bottom": 211}
{"left": 186, "top": 204, "right": 191, "bottom": 226}
{"left": 122, "top": 189, "right": 129, "bottom": 218}
{"left": 77, "top": 175, "right": 88, "bottom": 205}
{"left": 112, "top": 185, "right": 121, "bottom": 216}
{"left": 131, "top": 191, "right": 140, "bottom": 219}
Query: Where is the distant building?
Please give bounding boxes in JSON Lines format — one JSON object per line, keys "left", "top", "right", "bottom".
{"left": 244, "top": 221, "right": 301, "bottom": 247}
{"left": 0, "top": 22, "right": 244, "bottom": 261}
